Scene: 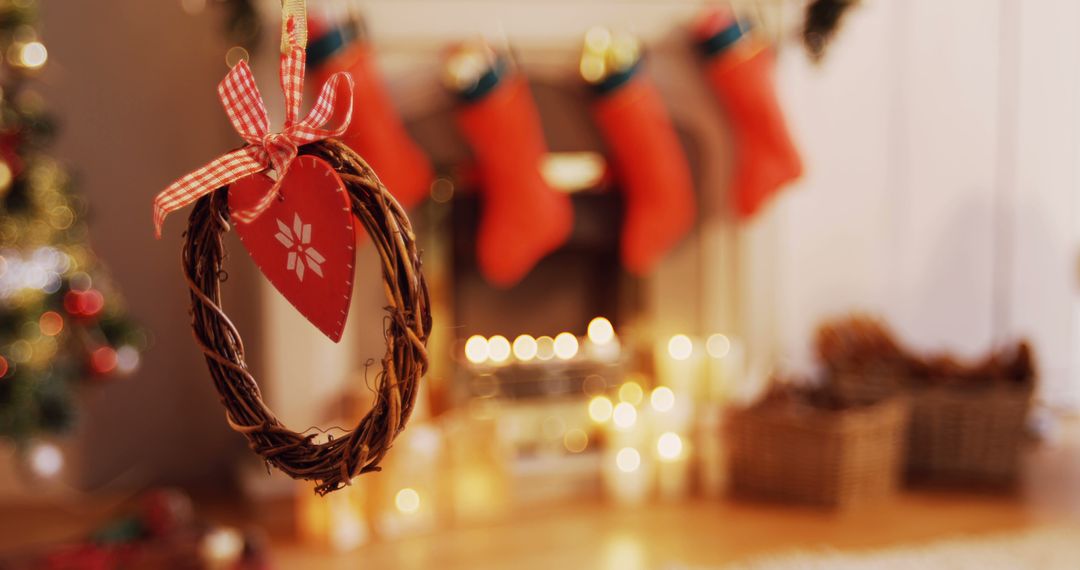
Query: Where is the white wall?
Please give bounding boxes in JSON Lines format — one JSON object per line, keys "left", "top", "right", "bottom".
{"left": 773, "top": 0, "right": 1080, "bottom": 406}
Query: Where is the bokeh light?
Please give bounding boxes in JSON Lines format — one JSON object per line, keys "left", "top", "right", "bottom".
{"left": 563, "top": 428, "right": 588, "bottom": 453}
{"left": 464, "top": 335, "right": 489, "bottom": 364}
{"left": 650, "top": 386, "right": 675, "bottom": 413}
{"left": 19, "top": 41, "right": 46, "bottom": 69}
{"left": 588, "top": 396, "right": 613, "bottom": 423}
{"left": 535, "top": 336, "right": 555, "bottom": 360}
{"left": 615, "top": 447, "right": 641, "bottom": 473}
{"left": 612, "top": 402, "right": 637, "bottom": 429}
{"left": 657, "top": 432, "right": 683, "bottom": 461}
{"left": 667, "top": 334, "right": 693, "bottom": 360}
{"left": 116, "top": 345, "right": 140, "bottom": 374}
{"left": 585, "top": 26, "right": 613, "bottom": 53}
{"left": 430, "top": 178, "right": 455, "bottom": 203}
{"left": 224, "top": 45, "right": 249, "bottom": 68}
{"left": 64, "top": 289, "right": 104, "bottom": 317}
{"left": 553, "top": 332, "right": 579, "bottom": 360}
{"left": 394, "top": 488, "right": 421, "bottom": 514}
{"left": 587, "top": 316, "right": 615, "bottom": 345}
{"left": 200, "top": 527, "right": 244, "bottom": 565}
{"left": 706, "top": 333, "right": 731, "bottom": 358}
{"left": 10, "top": 339, "right": 31, "bottom": 363}
{"left": 29, "top": 443, "right": 62, "bottom": 477}
{"left": 618, "top": 381, "right": 644, "bottom": 405}
{"left": 90, "top": 346, "right": 118, "bottom": 375}
{"left": 512, "top": 334, "right": 537, "bottom": 361}
{"left": 38, "top": 311, "right": 62, "bottom": 336}
{"left": 582, "top": 374, "right": 606, "bottom": 396}
{"left": 488, "top": 335, "right": 511, "bottom": 363}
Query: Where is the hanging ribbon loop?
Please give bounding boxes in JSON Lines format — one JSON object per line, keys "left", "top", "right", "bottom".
{"left": 152, "top": 16, "right": 354, "bottom": 238}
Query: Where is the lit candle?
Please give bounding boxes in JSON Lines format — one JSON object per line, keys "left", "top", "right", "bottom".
{"left": 602, "top": 444, "right": 653, "bottom": 506}
{"left": 585, "top": 317, "right": 621, "bottom": 362}
{"left": 645, "top": 383, "right": 693, "bottom": 500}
{"left": 654, "top": 431, "right": 691, "bottom": 500}
{"left": 587, "top": 316, "right": 615, "bottom": 345}
{"left": 602, "top": 400, "right": 653, "bottom": 505}
{"left": 657, "top": 334, "right": 706, "bottom": 402}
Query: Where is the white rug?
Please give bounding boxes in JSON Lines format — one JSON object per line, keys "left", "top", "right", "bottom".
{"left": 723, "top": 527, "right": 1080, "bottom": 570}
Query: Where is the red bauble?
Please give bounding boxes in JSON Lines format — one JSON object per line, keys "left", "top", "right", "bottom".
{"left": 139, "top": 488, "right": 194, "bottom": 537}
{"left": 63, "top": 290, "right": 81, "bottom": 315}
{"left": 64, "top": 289, "right": 105, "bottom": 318}
{"left": 0, "top": 130, "right": 24, "bottom": 179}
{"left": 42, "top": 545, "right": 113, "bottom": 570}
{"left": 90, "top": 346, "right": 118, "bottom": 375}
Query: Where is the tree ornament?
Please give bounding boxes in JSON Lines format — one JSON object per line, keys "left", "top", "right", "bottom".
{"left": 89, "top": 346, "right": 118, "bottom": 376}
{"left": 153, "top": 3, "right": 430, "bottom": 494}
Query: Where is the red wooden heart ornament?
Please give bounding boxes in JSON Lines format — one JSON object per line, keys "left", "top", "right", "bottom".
{"left": 229, "top": 155, "right": 356, "bottom": 342}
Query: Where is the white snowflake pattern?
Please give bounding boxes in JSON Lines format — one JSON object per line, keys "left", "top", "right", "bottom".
{"left": 274, "top": 213, "right": 325, "bottom": 281}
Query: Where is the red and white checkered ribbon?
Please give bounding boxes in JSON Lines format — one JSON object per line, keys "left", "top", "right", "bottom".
{"left": 152, "top": 25, "right": 353, "bottom": 238}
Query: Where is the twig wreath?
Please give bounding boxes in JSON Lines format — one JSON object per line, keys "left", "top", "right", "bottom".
{"left": 153, "top": 1, "right": 431, "bottom": 494}
{"left": 183, "top": 139, "right": 431, "bottom": 495}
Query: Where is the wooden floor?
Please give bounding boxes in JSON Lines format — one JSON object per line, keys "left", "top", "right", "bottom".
{"left": 269, "top": 426, "right": 1080, "bottom": 569}
{"left": 3, "top": 424, "right": 1080, "bottom": 568}
{"left": 272, "top": 495, "right": 1068, "bottom": 570}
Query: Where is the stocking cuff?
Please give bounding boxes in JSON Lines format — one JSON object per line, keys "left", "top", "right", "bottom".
{"left": 697, "top": 20, "right": 747, "bottom": 58}
{"left": 456, "top": 57, "right": 508, "bottom": 103}
{"left": 591, "top": 58, "right": 643, "bottom": 96}
{"left": 307, "top": 19, "right": 364, "bottom": 68}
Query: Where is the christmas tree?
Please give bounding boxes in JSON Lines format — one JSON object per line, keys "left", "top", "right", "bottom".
{"left": 0, "top": 0, "right": 143, "bottom": 442}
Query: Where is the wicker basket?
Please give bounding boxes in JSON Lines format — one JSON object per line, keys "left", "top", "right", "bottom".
{"left": 831, "top": 372, "right": 1033, "bottom": 484}
{"left": 905, "top": 384, "right": 1032, "bottom": 484}
{"left": 727, "top": 397, "right": 909, "bottom": 508}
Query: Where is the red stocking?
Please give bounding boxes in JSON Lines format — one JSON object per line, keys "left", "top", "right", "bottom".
{"left": 695, "top": 10, "right": 802, "bottom": 219}
{"left": 455, "top": 73, "right": 573, "bottom": 287}
{"left": 309, "top": 19, "right": 433, "bottom": 210}
{"left": 592, "top": 69, "right": 695, "bottom": 275}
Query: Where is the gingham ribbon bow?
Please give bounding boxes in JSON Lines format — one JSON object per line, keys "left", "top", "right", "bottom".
{"left": 152, "top": 25, "right": 353, "bottom": 238}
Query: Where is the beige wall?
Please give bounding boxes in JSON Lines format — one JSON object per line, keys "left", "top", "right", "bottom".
{"left": 40, "top": 1, "right": 260, "bottom": 488}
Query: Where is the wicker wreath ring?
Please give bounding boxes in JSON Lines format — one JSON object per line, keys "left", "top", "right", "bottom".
{"left": 182, "top": 139, "right": 431, "bottom": 495}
